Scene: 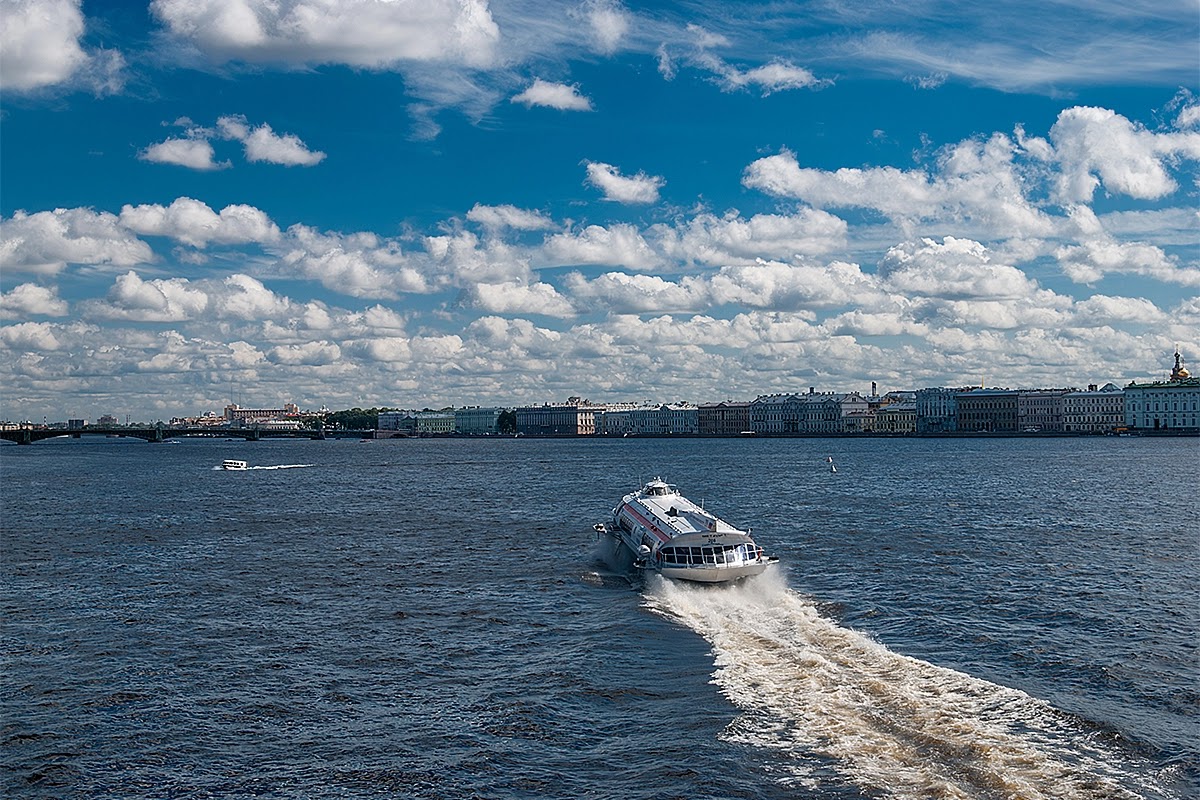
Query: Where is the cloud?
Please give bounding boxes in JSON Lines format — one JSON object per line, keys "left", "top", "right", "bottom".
{"left": 653, "top": 210, "right": 848, "bottom": 265}
{"left": 1073, "top": 295, "right": 1165, "bottom": 325}
{"left": 742, "top": 134, "right": 1054, "bottom": 238}
{"left": 563, "top": 259, "right": 883, "bottom": 315}
{"left": 267, "top": 341, "right": 342, "bottom": 366}
{"left": 1177, "top": 104, "right": 1200, "bottom": 129}
{"left": 0, "top": 321, "right": 63, "bottom": 351}
{"left": 1049, "top": 106, "right": 1200, "bottom": 203}
{"left": 150, "top": 0, "right": 501, "bottom": 69}
{"left": 584, "top": 161, "right": 665, "bottom": 204}
{"left": 424, "top": 230, "right": 534, "bottom": 286}
{"left": 0, "top": 0, "right": 124, "bottom": 93}
{"left": 582, "top": 0, "right": 630, "bottom": 55}
{"left": 466, "top": 204, "right": 557, "bottom": 232}
{"left": 464, "top": 281, "right": 576, "bottom": 318}
{"left": 1053, "top": 205, "right": 1200, "bottom": 286}
{"left": 217, "top": 114, "right": 326, "bottom": 166}
{"left": 139, "top": 136, "right": 229, "bottom": 171}
{"left": 708, "top": 58, "right": 828, "bottom": 94}
{"left": 279, "top": 224, "right": 429, "bottom": 299}
{"left": 119, "top": 198, "right": 281, "bottom": 248}
{"left": 709, "top": 260, "right": 881, "bottom": 311}
{"left": 97, "top": 271, "right": 210, "bottom": 322}
{"left": 0, "top": 208, "right": 153, "bottom": 274}
{"left": 564, "top": 271, "right": 708, "bottom": 314}
{"left": 863, "top": 2, "right": 1198, "bottom": 91}
{"left": 511, "top": 79, "right": 593, "bottom": 111}
{"left": 543, "top": 223, "right": 661, "bottom": 270}
{"left": 0, "top": 284, "right": 69, "bottom": 317}
{"left": 214, "top": 274, "right": 293, "bottom": 320}
{"left": 878, "top": 237, "right": 1041, "bottom": 300}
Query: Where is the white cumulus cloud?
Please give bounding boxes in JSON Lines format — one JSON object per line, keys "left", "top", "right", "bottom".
{"left": 98, "top": 271, "right": 211, "bottom": 322}
{"left": 465, "top": 281, "right": 576, "bottom": 318}
{"left": 0, "top": 0, "right": 123, "bottom": 93}
{"left": 150, "top": 0, "right": 501, "bottom": 69}
{"left": 511, "top": 79, "right": 593, "bottom": 111}
{"left": 268, "top": 341, "right": 342, "bottom": 366}
{"left": 0, "top": 321, "right": 63, "bottom": 351}
{"left": 543, "top": 223, "right": 661, "bottom": 270}
{"left": 1049, "top": 106, "right": 1200, "bottom": 203}
{"left": 653, "top": 210, "right": 848, "bottom": 265}
{"left": 466, "top": 204, "right": 556, "bottom": 232}
{"left": 217, "top": 114, "right": 326, "bottom": 166}
{"left": 119, "top": 198, "right": 281, "bottom": 248}
{"left": 0, "top": 208, "right": 153, "bottom": 274}
{"left": 584, "top": 161, "right": 665, "bottom": 204}
{"left": 879, "top": 237, "right": 1040, "bottom": 300}
{"left": 139, "top": 137, "right": 229, "bottom": 171}
{"left": 0, "top": 283, "right": 69, "bottom": 317}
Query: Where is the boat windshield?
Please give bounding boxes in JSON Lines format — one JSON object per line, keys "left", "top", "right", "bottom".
{"left": 659, "top": 543, "right": 760, "bottom": 566}
{"left": 643, "top": 480, "right": 675, "bottom": 496}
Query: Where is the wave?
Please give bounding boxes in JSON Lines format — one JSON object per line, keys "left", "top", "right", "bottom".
{"left": 643, "top": 570, "right": 1158, "bottom": 799}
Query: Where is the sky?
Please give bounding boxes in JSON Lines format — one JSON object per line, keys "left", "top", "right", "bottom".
{"left": 1, "top": 0, "right": 1198, "bottom": 422}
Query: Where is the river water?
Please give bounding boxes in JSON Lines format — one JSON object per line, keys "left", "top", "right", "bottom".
{"left": 2, "top": 435, "right": 1196, "bottom": 798}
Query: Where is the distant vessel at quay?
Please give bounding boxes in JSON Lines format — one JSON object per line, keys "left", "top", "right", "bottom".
{"left": 596, "top": 478, "right": 777, "bottom": 583}
{"left": 221, "top": 459, "right": 247, "bottom": 471}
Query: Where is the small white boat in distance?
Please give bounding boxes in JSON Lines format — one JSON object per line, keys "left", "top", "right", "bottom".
{"left": 221, "top": 459, "right": 248, "bottom": 471}
{"left": 596, "top": 478, "right": 777, "bottom": 583}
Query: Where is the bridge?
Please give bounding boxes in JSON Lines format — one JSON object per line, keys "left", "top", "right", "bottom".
{"left": 0, "top": 425, "right": 372, "bottom": 445}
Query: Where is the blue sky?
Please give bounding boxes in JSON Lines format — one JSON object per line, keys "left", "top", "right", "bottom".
{"left": 1, "top": 0, "right": 1197, "bottom": 421}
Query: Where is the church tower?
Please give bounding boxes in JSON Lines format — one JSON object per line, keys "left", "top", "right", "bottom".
{"left": 1170, "top": 347, "right": 1190, "bottom": 382}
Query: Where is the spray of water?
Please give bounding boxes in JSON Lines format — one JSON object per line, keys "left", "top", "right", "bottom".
{"left": 643, "top": 570, "right": 1151, "bottom": 799}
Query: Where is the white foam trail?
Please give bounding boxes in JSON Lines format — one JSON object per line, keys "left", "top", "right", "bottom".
{"left": 643, "top": 570, "right": 1149, "bottom": 799}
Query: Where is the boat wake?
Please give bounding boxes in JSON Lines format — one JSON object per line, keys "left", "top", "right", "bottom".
{"left": 643, "top": 570, "right": 1157, "bottom": 799}
{"left": 210, "top": 464, "right": 315, "bottom": 471}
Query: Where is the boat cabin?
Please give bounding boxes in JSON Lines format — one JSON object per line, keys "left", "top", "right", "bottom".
{"left": 642, "top": 478, "right": 676, "bottom": 497}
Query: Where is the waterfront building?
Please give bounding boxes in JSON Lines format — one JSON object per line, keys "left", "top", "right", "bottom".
{"left": 698, "top": 401, "right": 751, "bottom": 435}
{"left": 68, "top": 419, "right": 87, "bottom": 430}
{"left": 750, "top": 394, "right": 803, "bottom": 434}
{"left": 1017, "top": 389, "right": 1070, "bottom": 432}
{"left": 876, "top": 401, "right": 917, "bottom": 434}
{"left": 800, "top": 392, "right": 868, "bottom": 434}
{"left": 379, "top": 410, "right": 408, "bottom": 434}
{"left": 915, "top": 387, "right": 965, "bottom": 433}
{"left": 97, "top": 414, "right": 119, "bottom": 426}
{"left": 600, "top": 408, "right": 633, "bottom": 436}
{"left": 455, "top": 406, "right": 504, "bottom": 435}
{"left": 224, "top": 402, "right": 301, "bottom": 425}
{"left": 1124, "top": 349, "right": 1200, "bottom": 432}
{"left": 842, "top": 409, "right": 875, "bottom": 433}
{"left": 515, "top": 398, "right": 603, "bottom": 435}
{"left": 1063, "top": 384, "right": 1124, "bottom": 433}
{"left": 601, "top": 403, "right": 698, "bottom": 435}
{"left": 378, "top": 410, "right": 455, "bottom": 436}
{"left": 955, "top": 389, "right": 1019, "bottom": 433}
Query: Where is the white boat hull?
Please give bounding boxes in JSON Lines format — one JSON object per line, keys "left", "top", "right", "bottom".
{"left": 598, "top": 478, "right": 777, "bottom": 584}
{"left": 659, "top": 562, "right": 768, "bottom": 582}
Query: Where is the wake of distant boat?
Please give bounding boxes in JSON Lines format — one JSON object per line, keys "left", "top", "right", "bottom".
{"left": 643, "top": 570, "right": 1158, "bottom": 799}
{"left": 210, "top": 464, "right": 315, "bottom": 471}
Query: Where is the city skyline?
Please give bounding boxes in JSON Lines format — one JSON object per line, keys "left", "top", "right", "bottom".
{"left": 2, "top": 1, "right": 1199, "bottom": 422}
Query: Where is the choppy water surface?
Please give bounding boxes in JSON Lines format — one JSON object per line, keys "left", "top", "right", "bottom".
{"left": 2, "top": 436, "right": 1196, "bottom": 798}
